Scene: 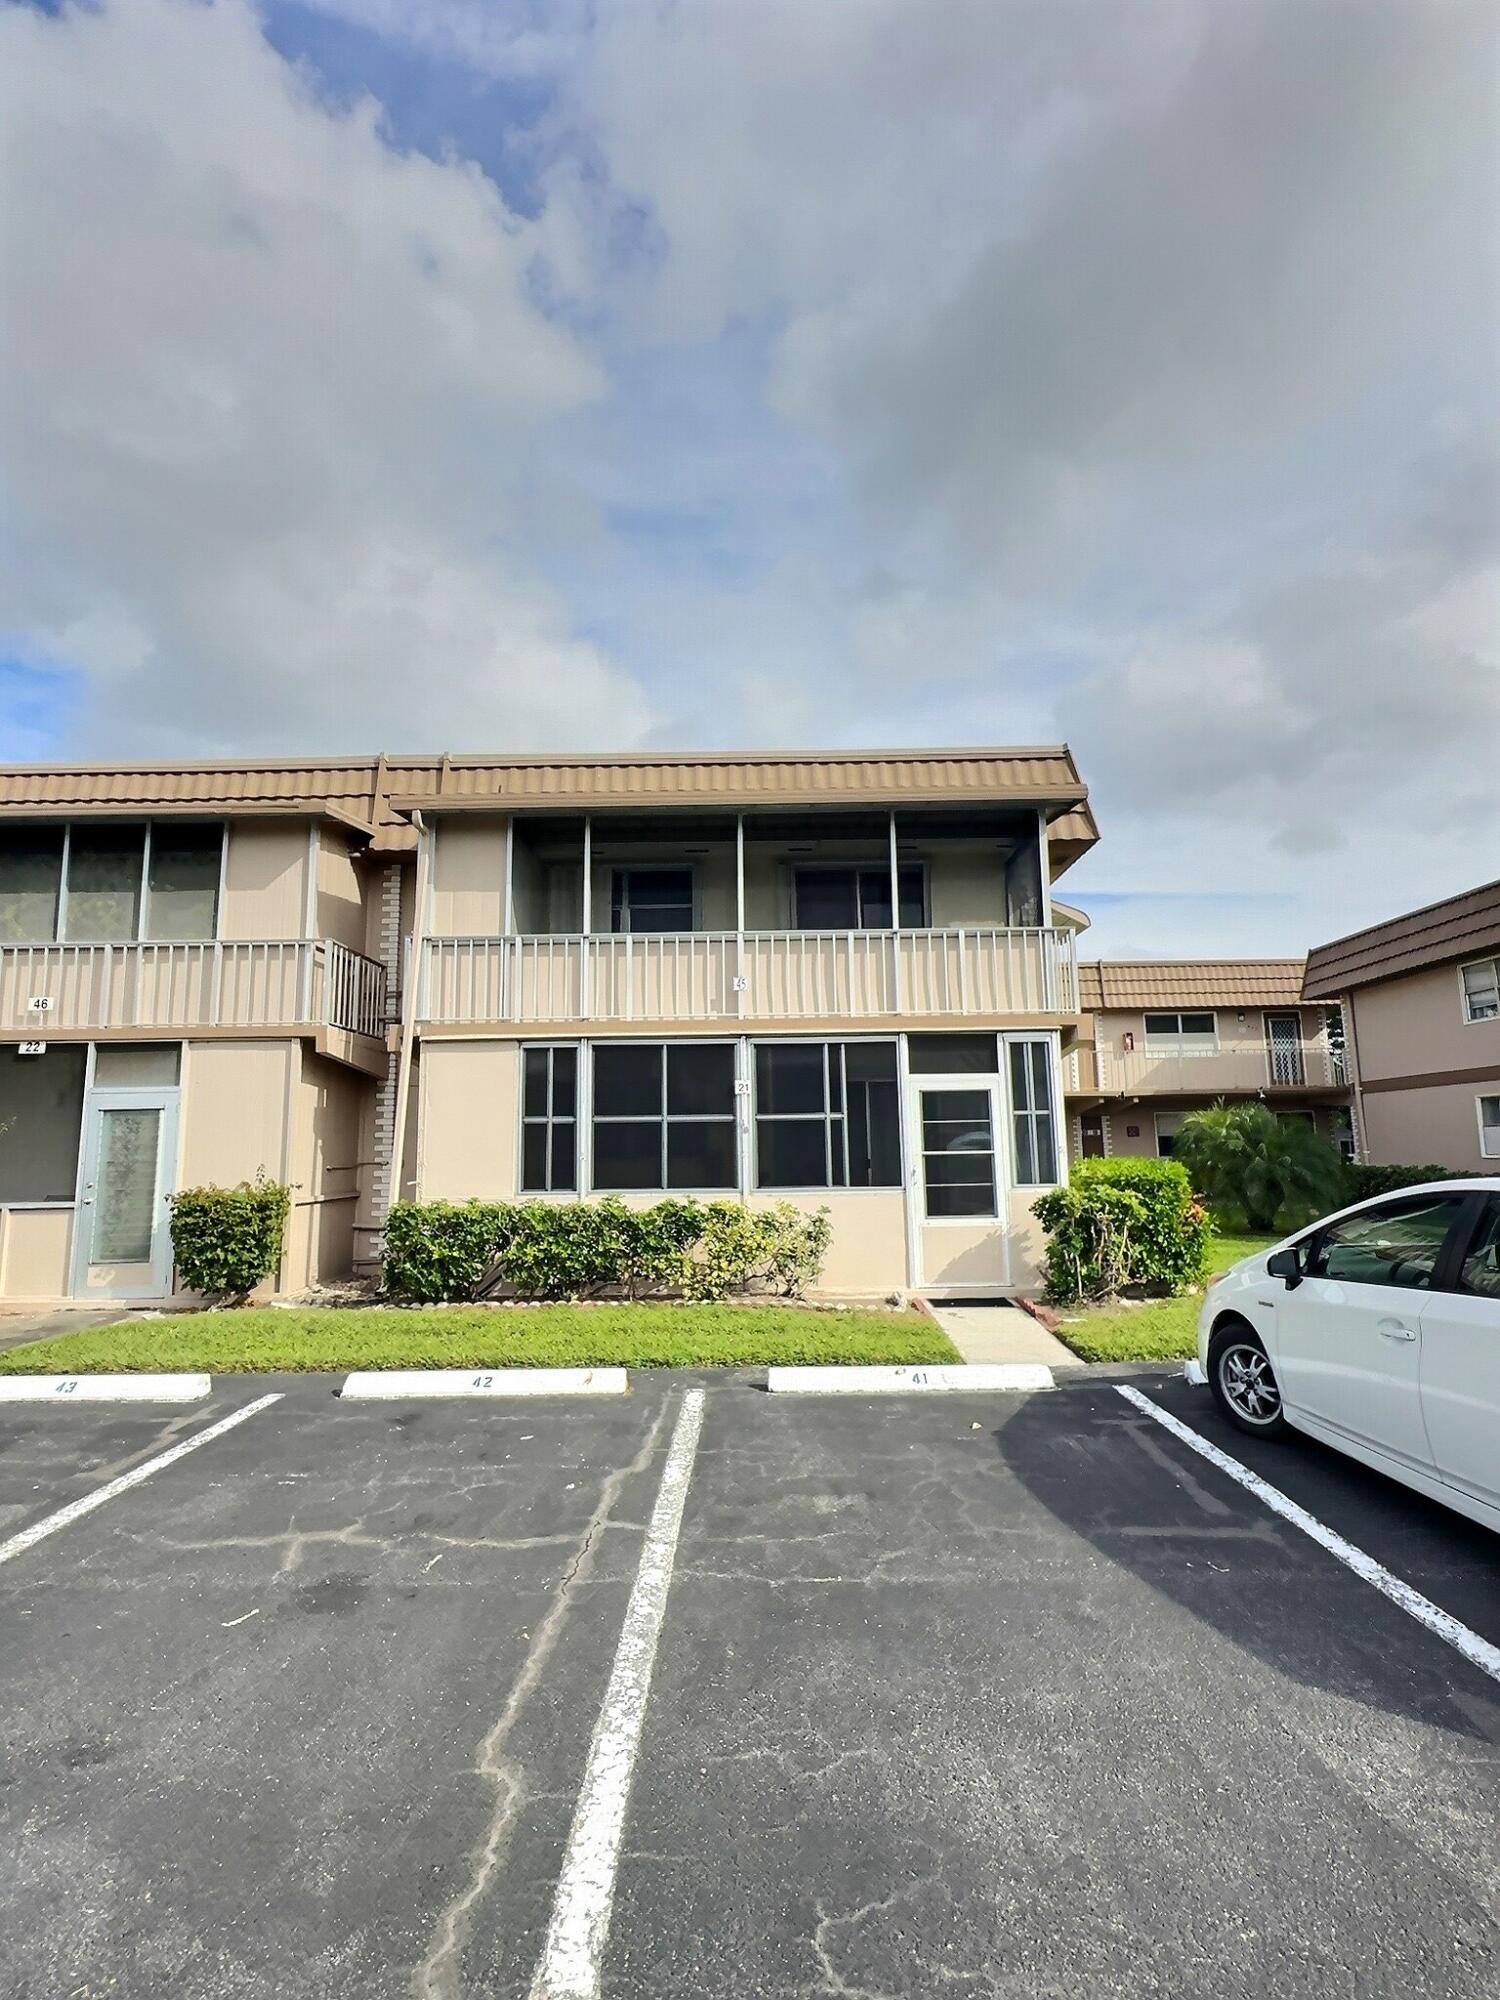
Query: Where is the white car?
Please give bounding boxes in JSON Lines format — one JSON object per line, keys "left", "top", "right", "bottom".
{"left": 1197, "top": 1178, "right": 1500, "bottom": 1535}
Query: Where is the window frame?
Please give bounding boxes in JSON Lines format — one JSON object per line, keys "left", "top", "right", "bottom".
{"left": 751, "top": 1036, "right": 901, "bottom": 1192}
{"left": 1460, "top": 955, "right": 1500, "bottom": 1025}
{"left": 791, "top": 862, "right": 928, "bottom": 932}
{"left": 1142, "top": 1009, "right": 1220, "bottom": 1055}
{"left": 608, "top": 864, "right": 699, "bottom": 936}
{"left": 1004, "top": 1033, "right": 1061, "bottom": 1187}
{"left": 1153, "top": 1110, "right": 1187, "bottom": 1158}
{"left": 0, "top": 820, "right": 227, "bottom": 945}
{"left": 588, "top": 1037, "right": 739, "bottom": 1194}
{"left": 518, "top": 1043, "right": 580, "bottom": 1194}
{"left": 1477, "top": 1093, "right": 1500, "bottom": 1161}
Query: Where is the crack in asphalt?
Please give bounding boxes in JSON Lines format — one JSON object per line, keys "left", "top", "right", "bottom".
{"left": 412, "top": 1405, "right": 669, "bottom": 2000}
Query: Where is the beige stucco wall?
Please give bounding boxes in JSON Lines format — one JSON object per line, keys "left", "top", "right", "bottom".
{"left": 281, "top": 1049, "right": 367, "bottom": 1290}
{"left": 416, "top": 1039, "right": 520, "bottom": 1200}
{"left": 749, "top": 1189, "right": 909, "bottom": 1295}
{"left": 1361, "top": 1080, "right": 1499, "bottom": 1173}
{"left": 1350, "top": 961, "right": 1500, "bottom": 1084}
{"left": 0, "top": 1206, "right": 74, "bottom": 1300}
{"left": 430, "top": 817, "right": 508, "bottom": 937}
{"left": 181, "top": 1040, "right": 297, "bottom": 1189}
{"left": 1090, "top": 1098, "right": 1344, "bottom": 1158}
{"left": 316, "top": 830, "right": 369, "bottom": 951}
{"left": 221, "top": 819, "right": 309, "bottom": 940}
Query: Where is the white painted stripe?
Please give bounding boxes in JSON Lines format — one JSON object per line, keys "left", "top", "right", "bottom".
{"left": 0, "top": 1374, "right": 211, "bottom": 1403}
{"left": 340, "top": 1368, "right": 627, "bottom": 1400}
{"left": 1116, "top": 1386, "right": 1500, "bottom": 1689}
{"left": 529, "top": 1386, "right": 706, "bottom": 2000}
{"left": 767, "top": 1363, "right": 1053, "bottom": 1395}
{"left": 0, "top": 1393, "right": 282, "bottom": 1571}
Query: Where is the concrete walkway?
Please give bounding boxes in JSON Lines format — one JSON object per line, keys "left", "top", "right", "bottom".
{"left": 929, "top": 1301, "right": 1084, "bottom": 1370}
{"left": 0, "top": 1309, "right": 126, "bottom": 1355}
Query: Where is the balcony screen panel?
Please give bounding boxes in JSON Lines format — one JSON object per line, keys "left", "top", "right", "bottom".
{"left": 146, "top": 824, "right": 220, "bottom": 940}
{"left": 756, "top": 1118, "right": 829, "bottom": 1190}
{"left": 755, "top": 1042, "right": 826, "bottom": 1115}
{"left": 66, "top": 825, "right": 144, "bottom": 940}
{"left": 847, "top": 1075, "right": 901, "bottom": 1187}
{"left": 0, "top": 829, "right": 64, "bottom": 942}
{"left": 0, "top": 1045, "right": 87, "bottom": 1202}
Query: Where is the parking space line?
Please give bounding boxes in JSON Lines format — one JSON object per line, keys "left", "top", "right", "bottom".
{"left": 0, "top": 1392, "right": 283, "bottom": 1571}
{"left": 528, "top": 1386, "right": 706, "bottom": 2000}
{"left": 1117, "top": 1385, "right": 1500, "bottom": 1689}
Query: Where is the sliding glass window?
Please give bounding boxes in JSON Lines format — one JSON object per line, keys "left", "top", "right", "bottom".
{"left": 0, "top": 822, "right": 221, "bottom": 942}
{"left": 591, "top": 1042, "right": 737, "bottom": 1191}
{"left": 0, "top": 829, "right": 64, "bottom": 942}
{"left": 754, "top": 1040, "right": 900, "bottom": 1188}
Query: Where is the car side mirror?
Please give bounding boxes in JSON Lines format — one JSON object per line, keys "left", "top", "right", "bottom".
{"left": 1266, "top": 1247, "right": 1302, "bottom": 1290}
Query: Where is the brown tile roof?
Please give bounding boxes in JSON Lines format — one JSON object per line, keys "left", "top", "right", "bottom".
{"left": 0, "top": 746, "right": 1098, "bottom": 860}
{"left": 1078, "top": 959, "right": 1312, "bottom": 1011}
{"left": 1303, "top": 878, "right": 1500, "bottom": 997}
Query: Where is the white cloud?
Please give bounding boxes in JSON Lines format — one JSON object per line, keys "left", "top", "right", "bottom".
{"left": 0, "top": 0, "right": 652, "bottom": 754}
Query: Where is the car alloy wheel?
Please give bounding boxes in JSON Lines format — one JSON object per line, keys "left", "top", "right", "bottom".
{"left": 1218, "top": 1339, "right": 1282, "bottom": 1427}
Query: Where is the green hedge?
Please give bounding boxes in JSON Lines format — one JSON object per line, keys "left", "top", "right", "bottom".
{"left": 1032, "top": 1157, "right": 1210, "bottom": 1306}
{"left": 169, "top": 1176, "right": 291, "bottom": 1303}
{"left": 1342, "top": 1162, "right": 1468, "bottom": 1202}
{"left": 382, "top": 1197, "right": 832, "bottom": 1304}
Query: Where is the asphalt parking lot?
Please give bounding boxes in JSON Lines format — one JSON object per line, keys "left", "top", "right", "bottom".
{"left": 1, "top": 1372, "right": 1496, "bottom": 2000}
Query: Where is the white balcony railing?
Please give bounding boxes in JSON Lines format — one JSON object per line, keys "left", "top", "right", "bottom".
{"left": 1, "top": 939, "right": 385, "bottom": 1040}
{"left": 1091, "top": 1037, "right": 1350, "bottom": 1097}
{"left": 417, "top": 926, "right": 1079, "bottom": 1026}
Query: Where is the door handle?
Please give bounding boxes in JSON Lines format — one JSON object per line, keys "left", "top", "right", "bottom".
{"left": 1376, "top": 1319, "right": 1416, "bottom": 1342}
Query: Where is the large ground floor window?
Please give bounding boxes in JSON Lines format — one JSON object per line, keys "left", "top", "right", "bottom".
{"left": 0, "top": 1045, "right": 88, "bottom": 1203}
{"left": 754, "top": 1040, "right": 901, "bottom": 1189}
{"left": 592, "top": 1042, "right": 738, "bottom": 1191}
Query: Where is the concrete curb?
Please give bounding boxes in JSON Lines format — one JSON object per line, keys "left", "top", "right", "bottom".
{"left": 0, "top": 1374, "right": 212, "bottom": 1403}
{"left": 339, "top": 1367, "right": 628, "bottom": 1399}
{"left": 767, "top": 1363, "right": 1054, "bottom": 1395}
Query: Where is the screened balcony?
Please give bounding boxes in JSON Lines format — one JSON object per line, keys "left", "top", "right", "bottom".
{"left": 417, "top": 807, "right": 1080, "bottom": 1026}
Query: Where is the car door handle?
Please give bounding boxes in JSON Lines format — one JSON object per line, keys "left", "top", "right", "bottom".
{"left": 1376, "top": 1319, "right": 1416, "bottom": 1342}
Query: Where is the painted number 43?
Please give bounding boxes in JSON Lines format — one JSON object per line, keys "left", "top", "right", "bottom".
{"left": 54, "top": 1380, "right": 79, "bottom": 1395}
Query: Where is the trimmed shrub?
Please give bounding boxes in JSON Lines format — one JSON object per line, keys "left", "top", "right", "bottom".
{"left": 381, "top": 1199, "right": 509, "bottom": 1303}
{"left": 169, "top": 1176, "right": 291, "bottom": 1304}
{"left": 1032, "top": 1157, "right": 1210, "bottom": 1306}
{"left": 1342, "top": 1162, "right": 1467, "bottom": 1203}
{"left": 381, "top": 1197, "right": 831, "bottom": 1304}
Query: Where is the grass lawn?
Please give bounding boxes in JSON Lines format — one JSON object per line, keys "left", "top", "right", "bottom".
{"left": 1053, "top": 1232, "right": 1279, "bottom": 1365}
{"left": 0, "top": 1303, "right": 958, "bottom": 1375}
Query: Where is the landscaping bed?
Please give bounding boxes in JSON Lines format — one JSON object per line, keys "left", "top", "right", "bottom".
{"left": 1052, "top": 1232, "right": 1278, "bottom": 1364}
{"left": 0, "top": 1301, "right": 957, "bottom": 1375}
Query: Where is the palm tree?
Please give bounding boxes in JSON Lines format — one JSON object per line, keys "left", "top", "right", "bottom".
{"left": 1174, "top": 1102, "right": 1347, "bottom": 1233}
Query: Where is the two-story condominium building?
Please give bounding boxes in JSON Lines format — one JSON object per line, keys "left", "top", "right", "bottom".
{"left": 1064, "top": 959, "right": 1353, "bottom": 1161}
{"left": 0, "top": 747, "right": 1098, "bottom": 1304}
{"left": 1304, "top": 878, "right": 1500, "bottom": 1172}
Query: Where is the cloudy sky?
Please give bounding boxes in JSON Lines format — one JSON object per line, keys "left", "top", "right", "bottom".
{"left": 1, "top": 0, "right": 1495, "bottom": 956}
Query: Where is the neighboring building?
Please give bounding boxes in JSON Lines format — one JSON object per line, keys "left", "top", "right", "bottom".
{"left": 1065, "top": 959, "right": 1353, "bottom": 1163}
{"left": 1304, "top": 879, "right": 1500, "bottom": 1173}
{"left": 0, "top": 747, "right": 1098, "bottom": 1303}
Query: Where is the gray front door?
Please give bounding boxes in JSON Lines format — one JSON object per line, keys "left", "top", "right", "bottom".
{"left": 72, "top": 1088, "right": 179, "bottom": 1299}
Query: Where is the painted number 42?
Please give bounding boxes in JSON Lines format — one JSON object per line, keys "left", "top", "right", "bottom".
{"left": 471, "top": 1375, "right": 494, "bottom": 1390}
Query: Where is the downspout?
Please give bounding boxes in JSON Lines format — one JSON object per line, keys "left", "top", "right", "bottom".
{"left": 387, "top": 810, "right": 431, "bottom": 1213}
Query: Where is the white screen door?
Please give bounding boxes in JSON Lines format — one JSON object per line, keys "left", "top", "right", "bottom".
{"left": 909, "top": 1077, "right": 1009, "bottom": 1290}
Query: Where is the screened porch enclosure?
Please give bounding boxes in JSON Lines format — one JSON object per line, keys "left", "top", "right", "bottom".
{"left": 419, "top": 807, "right": 1080, "bottom": 1025}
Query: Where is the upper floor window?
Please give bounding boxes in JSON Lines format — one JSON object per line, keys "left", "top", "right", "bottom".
{"left": 610, "top": 868, "right": 695, "bottom": 935}
{"left": 1479, "top": 1095, "right": 1500, "bottom": 1161}
{"left": 0, "top": 823, "right": 222, "bottom": 944}
{"left": 793, "top": 865, "right": 925, "bottom": 930}
{"left": 1143, "top": 1010, "right": 1217, "bottom": 1054}
{"left": 1461, "top": 956, "right": 1499, "bottom": 1024}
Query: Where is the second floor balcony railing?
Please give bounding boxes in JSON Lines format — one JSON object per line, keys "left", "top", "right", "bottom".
{"left": 417, "top": 925, "right": 1079, "bottom": 1027}
{"left": 0, "top": 938, "right": 386, "bottom": 1040}
{"left": 1088, "top": 1036, "right": 1349, "bottom": 1097}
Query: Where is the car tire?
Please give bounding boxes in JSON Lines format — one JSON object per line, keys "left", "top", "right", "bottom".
{"left": 1207, "top": 1319, "right": 1288, "bottom": 1437}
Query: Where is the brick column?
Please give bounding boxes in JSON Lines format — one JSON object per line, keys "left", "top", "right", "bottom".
{"left": 368, "top": 860, "right": 405, "bottom": 1236}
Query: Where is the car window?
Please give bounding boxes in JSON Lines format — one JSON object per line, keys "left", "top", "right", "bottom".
{"left": 1307, "top": 1193, "right": 1470, "bottom": 1291}
{"left": 1457, "top": 1199, "right": 1500, "bottom": 1302}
